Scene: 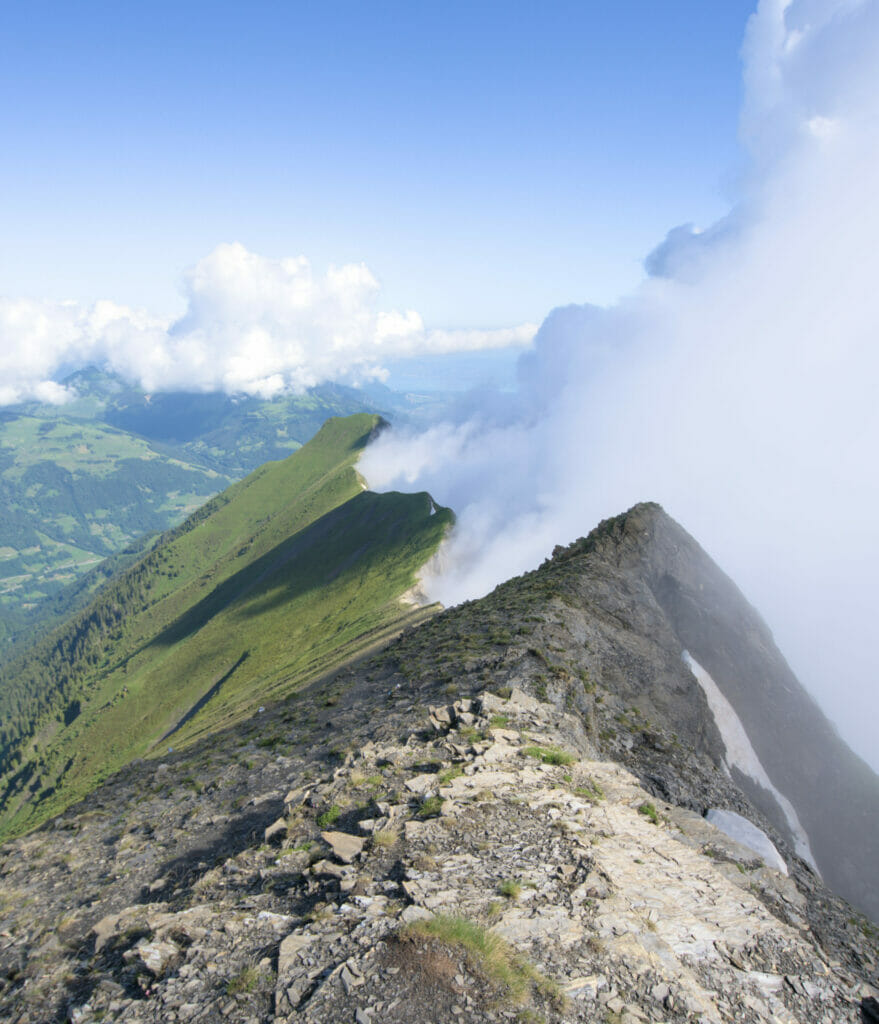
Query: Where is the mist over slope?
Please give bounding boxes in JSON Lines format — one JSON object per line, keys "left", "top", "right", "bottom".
{"left": 360, "top": 0, "right": 879, "bottom": 770}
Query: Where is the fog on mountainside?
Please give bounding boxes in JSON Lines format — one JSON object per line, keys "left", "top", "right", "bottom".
{"left": 360, "top": 0, "right": 879, "bottom": 771}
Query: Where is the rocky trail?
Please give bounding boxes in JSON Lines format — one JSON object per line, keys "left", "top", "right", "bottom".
{"left": 1, "top": 681, "right": 876, "bottom": 1024}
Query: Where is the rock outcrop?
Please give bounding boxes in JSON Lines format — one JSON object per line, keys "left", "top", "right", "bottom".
{"left": 540, "top": 503, "right": 879, "bottom": 920}
{"left": 0, "top": 683, "right": 876, "bottom": 1023}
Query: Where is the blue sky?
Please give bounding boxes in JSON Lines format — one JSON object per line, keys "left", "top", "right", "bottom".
{"left": 1, "top": 1, "right": 755, "bottom": 328}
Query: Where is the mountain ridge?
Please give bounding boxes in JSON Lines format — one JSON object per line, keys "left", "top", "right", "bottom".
{"left": 0, "top": 415, "right": 452, "bottom": 839}
{"left": 0, "top": 367, "right": 445, "bottom": 643}
{"left": 1, "top": 441, "right": 878, "bottom": 1022}
{"left": 568, "top": 502, "right": 879, "bottom": 919}
{"left": 0, "top": 497, "right": 877, "bottom": 1022}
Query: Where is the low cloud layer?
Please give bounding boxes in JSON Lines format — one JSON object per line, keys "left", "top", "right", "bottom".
{"left": 0, "top": 243, "right": 536, "bottom": 405}
{"left": 362, "top": 0, "right": 879, "bottom": 770}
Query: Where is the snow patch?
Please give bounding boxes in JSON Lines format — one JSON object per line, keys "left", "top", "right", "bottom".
{"left": 682, "top": 651, "right": 818, "bottom": 870}
{"left": 705, "top": 808, "right": 788, "bottom": 875}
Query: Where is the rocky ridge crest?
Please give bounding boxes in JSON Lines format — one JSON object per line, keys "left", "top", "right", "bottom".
{"left": 1, "top": 681, "right": 877, "bottom": 1023}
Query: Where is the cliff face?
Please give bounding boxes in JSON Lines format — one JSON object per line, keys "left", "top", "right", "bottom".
{"left": 550, "top": 502, "right": 879, "bottom": 921}
{"left": 0, "top": 502, "right": 877, "bottom": 1024}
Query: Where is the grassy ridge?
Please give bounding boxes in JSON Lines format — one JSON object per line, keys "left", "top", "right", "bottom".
{"left": 0, "top": 371, "right": 388, "bottom": 639}
{"left": 0, "top": 414, "right": 453, "bottom": 838}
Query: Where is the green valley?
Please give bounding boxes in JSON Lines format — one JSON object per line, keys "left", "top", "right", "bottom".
{"left": 0, "top": 413, "right": 453, "bottom": 839}
{"left": 0, "top": 414, "right": 232, "bottom": 631}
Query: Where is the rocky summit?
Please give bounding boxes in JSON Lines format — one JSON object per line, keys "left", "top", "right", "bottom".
{"left": 0, "top": 502, "right": 877, "bottom": 1024}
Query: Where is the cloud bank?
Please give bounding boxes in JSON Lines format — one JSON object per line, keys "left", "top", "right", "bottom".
{"left": 361, "top": 0, "right": 879, "bottom": 769}
{"left": 0, "top": 243, "right": 536, "bottom": 405}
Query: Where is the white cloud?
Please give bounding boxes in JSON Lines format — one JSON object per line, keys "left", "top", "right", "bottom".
{"left": 361, "top": 0, "right": 879, "bottom": 770}
{"left": 0, "top": 242, "right": 536, "bottom": 404}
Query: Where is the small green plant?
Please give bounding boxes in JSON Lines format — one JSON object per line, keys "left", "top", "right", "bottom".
{"left": 489, "top": 714, "right": 510, "bottom": 729}
{"left": 637, "top": 801, "right": 659, "bottom": 825}
{"left": 498, "top": 879, "right": 522, "bottom": 900}
{"left": 225, "top": 965, "right": 260, "bottom": 995}
{"left": 459, "top": 725, "right": 483, "bottom": 742}
{"left": 522, "top": 745, "right": 575, "bottom": 766}
{"left": 316, "top": 804, "right": 341, "bottom": 828}
{"left": 573, "top": 779, "right": 604, "bottom": 802}
{"left": 437, "top": 765, "right": 463, "bottom": 785}
{"left": 417, "top": 795, "right": 444, "bottom": 818}
{"left": 372, "top": 829, "right": 397, "bottom": 848}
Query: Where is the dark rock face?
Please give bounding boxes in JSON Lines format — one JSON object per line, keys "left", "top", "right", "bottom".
{"left": 552, "top": 502, "right": 879, "bottom": 921}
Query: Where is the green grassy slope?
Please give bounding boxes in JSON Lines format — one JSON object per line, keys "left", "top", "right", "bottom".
{"left": 0, "top": 414, "right": 452, "bottom": 839}
{"left": 0, "top": 371, "right": 388, "bottom": 641}
{"left": 0, "top": 368, "right": 450, "bottom": 640}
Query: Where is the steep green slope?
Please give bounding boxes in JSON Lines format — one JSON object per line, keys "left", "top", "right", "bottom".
{"left": 0, "top": 414, "right": 452, "bottom": 839}
{"left": 0, "top": 369, "right": 446, "bottom": 640}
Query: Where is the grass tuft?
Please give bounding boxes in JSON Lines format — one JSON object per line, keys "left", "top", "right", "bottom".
{"left": 417, "top": 795, "right": 444, "bottom": 818}
{"left": 316, "top": 804, "right": 341, "bottom": 829}
{"left": 572, "top": 779, "right": 604, "bottom": 802}
{"left": 521, "top": 745, "right": 575, "bottom": 766}
{"left": 437, "top": 765, "right": 463, "bottom": 785}
{"left": 225, "top": 965, "right": 260, "bottom": 996}
{"left": 402, "top": 914, "right": 563, "bottom": 1007}
{"left": 637, "top": 801, "right": 659, "bottom": 824}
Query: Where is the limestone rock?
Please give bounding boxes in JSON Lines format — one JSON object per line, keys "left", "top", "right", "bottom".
{"left": 132, "top": 940, "right": 180, "bottom": 977}
{"left": 1, "top": 506, "right": 877, "bottom": 1024}
{"left": 320, "top": 829, "right": 364, "bottom": 863}
{"left": 278, "top": 931, "right": 315, "bottom": 975}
